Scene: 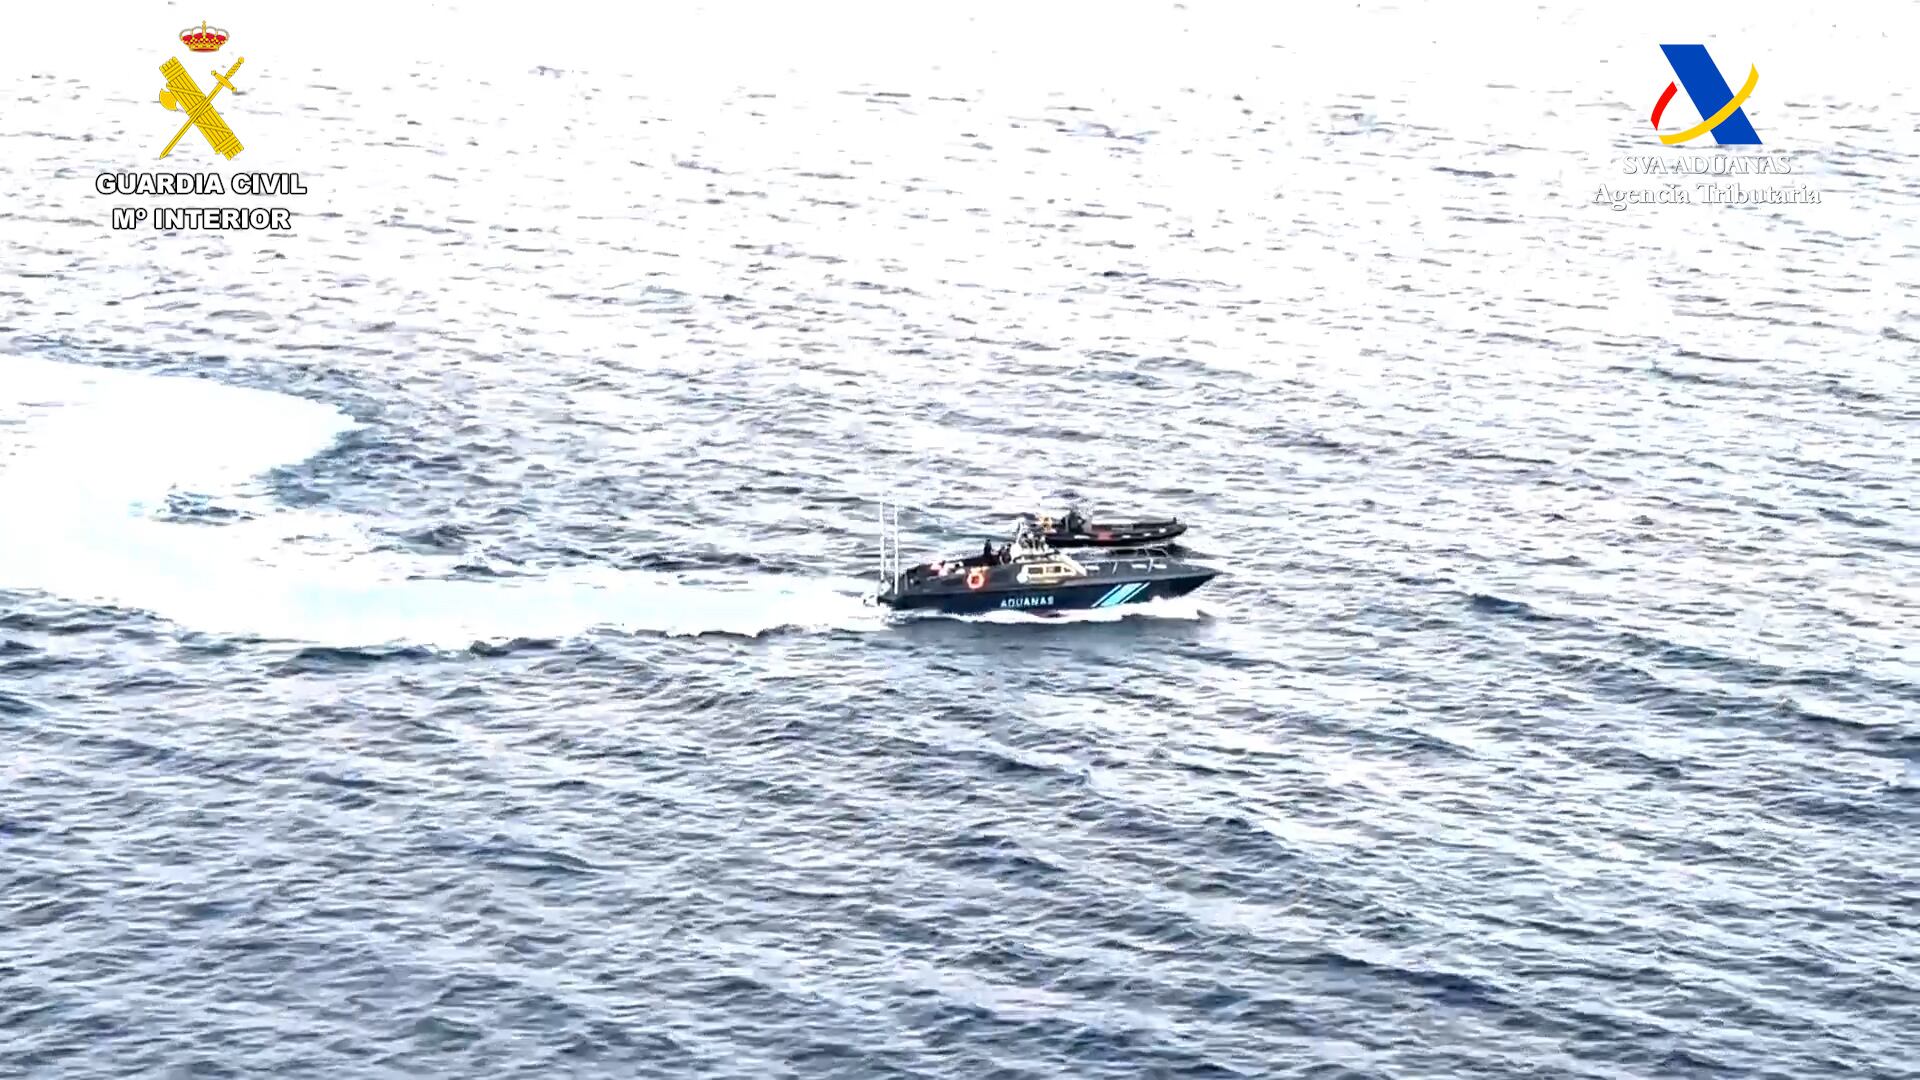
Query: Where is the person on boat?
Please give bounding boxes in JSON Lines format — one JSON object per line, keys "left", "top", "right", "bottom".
{"left": 1064, "top": 508, "right": 1086, "bottom": 534}
{"left": 981, "top": 539, "right": 994, "bottom": 561}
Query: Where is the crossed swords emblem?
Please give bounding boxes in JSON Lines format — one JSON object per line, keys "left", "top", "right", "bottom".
{"left": 158, "top": 56, "right": 246, "bottom": 159}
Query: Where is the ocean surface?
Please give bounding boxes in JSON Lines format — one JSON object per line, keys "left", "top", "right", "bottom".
{"left": 4, "top": 3, "right": 1918, "bottom": 1077}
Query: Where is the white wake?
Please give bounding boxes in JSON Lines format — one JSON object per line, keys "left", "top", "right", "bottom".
{"left": 0, "top": 357, "right": 885, "bottom": 646}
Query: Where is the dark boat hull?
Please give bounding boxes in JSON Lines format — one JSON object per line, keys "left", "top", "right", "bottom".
{"left": 1020, "top": 515, "right": 1187, "bottom": 547}
{"left": 879, "top": 568, "right": 1216, "bottom": 616}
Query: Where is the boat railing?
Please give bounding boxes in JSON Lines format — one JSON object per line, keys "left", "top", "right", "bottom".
{"left": 877, "top": 494, "right": 902, "bottom": 592}
{"left": 1088, "top": 544, "right": 1174, "bottom": 570}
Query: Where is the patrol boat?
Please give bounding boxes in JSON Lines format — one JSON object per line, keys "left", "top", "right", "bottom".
{"left": 871, "top": 500, "right": 1218, "bottom": 616}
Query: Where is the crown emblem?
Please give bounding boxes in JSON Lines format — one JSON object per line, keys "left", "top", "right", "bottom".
{"left": 179, "top": 21, "right": 229, "bottom": 52}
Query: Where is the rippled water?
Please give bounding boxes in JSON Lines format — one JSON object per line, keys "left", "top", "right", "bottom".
{"left": 4, "top": 3, "right": 1918, "bottom": 1077}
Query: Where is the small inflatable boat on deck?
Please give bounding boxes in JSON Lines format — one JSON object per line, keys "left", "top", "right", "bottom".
{"left": 1016, "top": 508, "right": 1187, "bottom": 548}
